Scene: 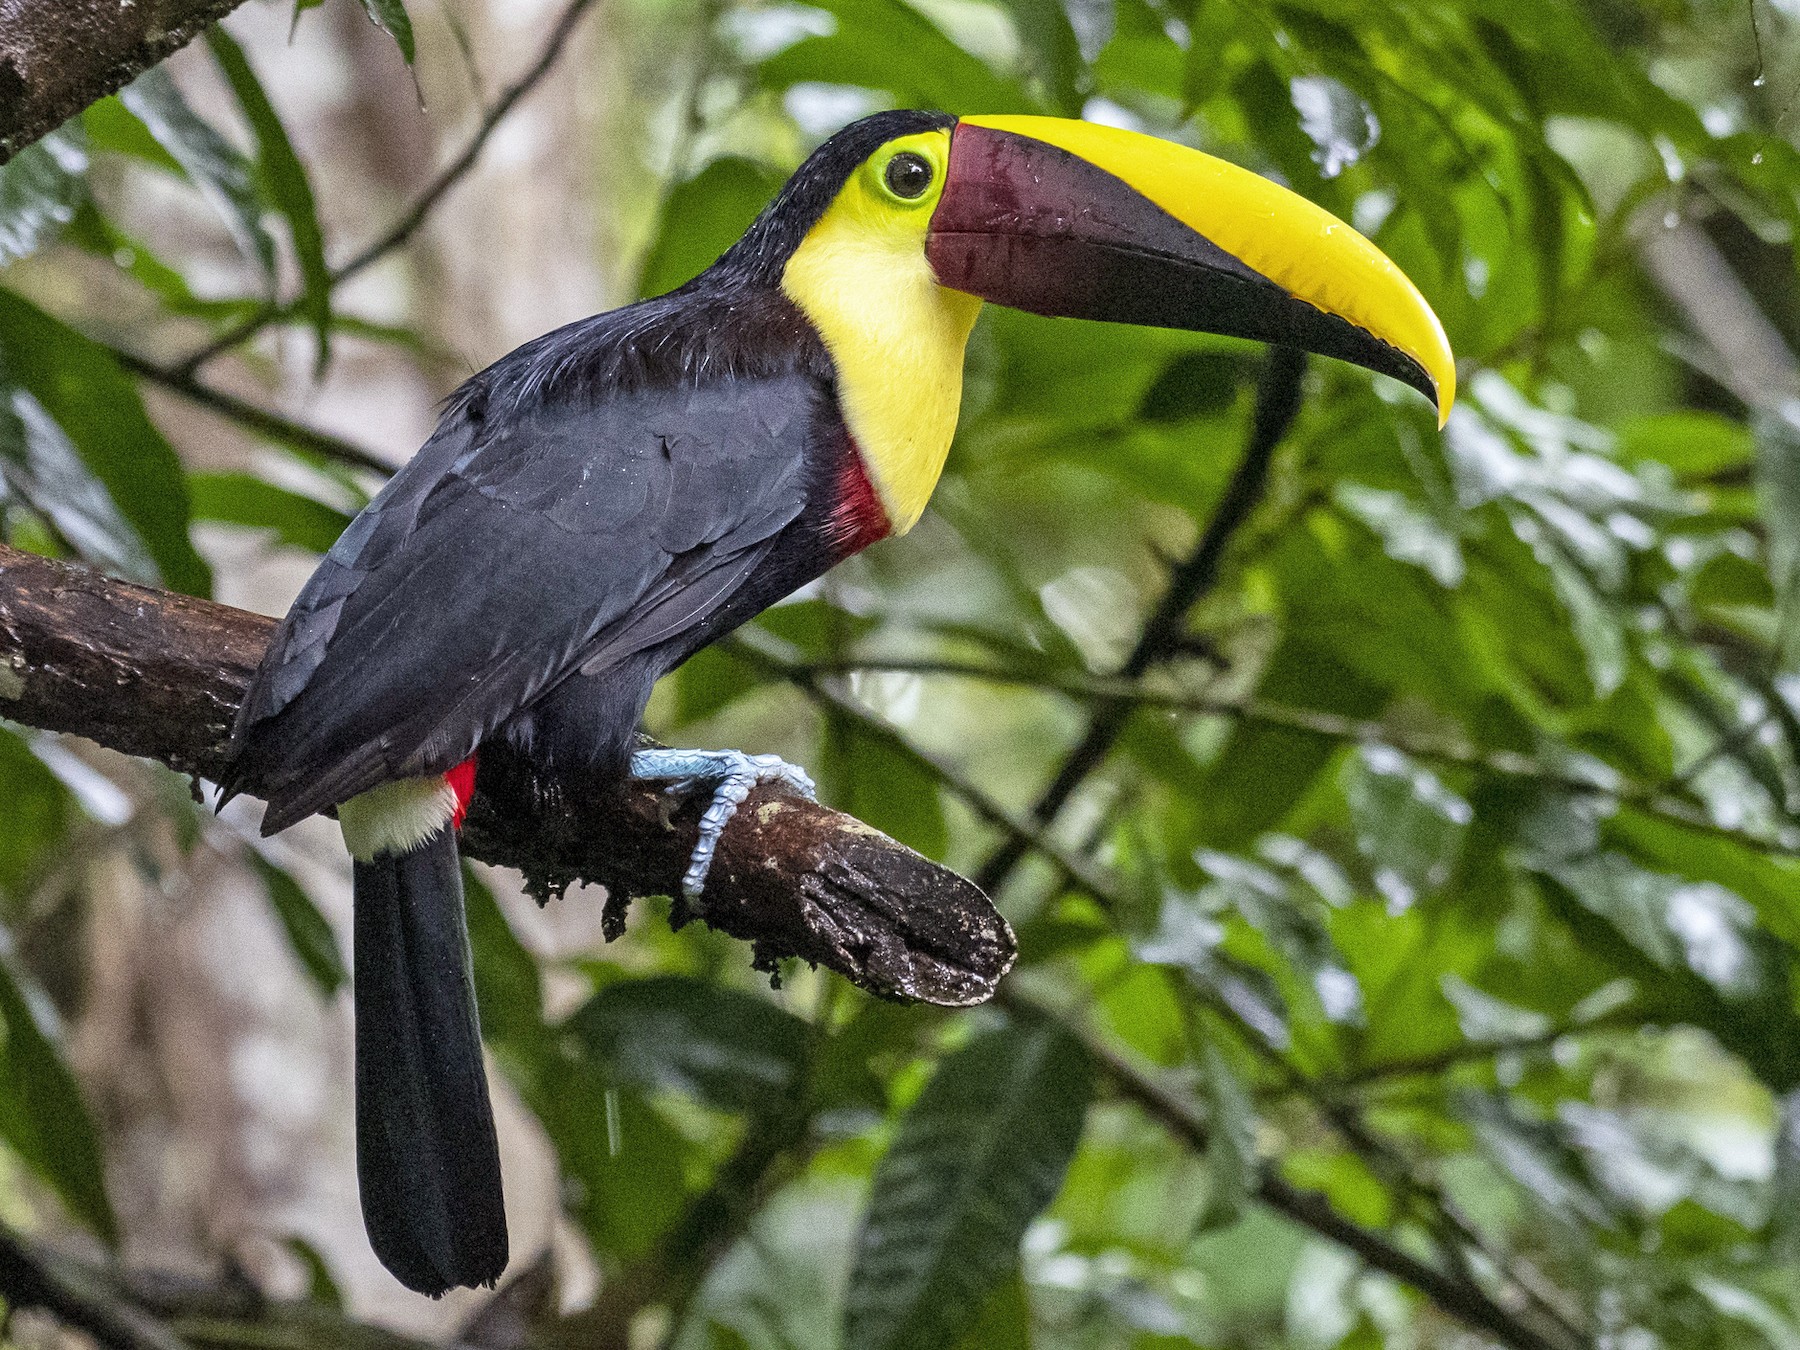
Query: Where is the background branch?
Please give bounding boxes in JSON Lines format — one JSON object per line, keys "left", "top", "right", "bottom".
{"left": 0, "top": 543, "right": 1014, "bottom": 1008}
{"left": 1022, "top": 992, "right": 1580, "bottom": 1350}
{"left": 173, "top": 0, "right": 603, "bottom": 377}
{"left": 733, "top": 623, "right": 1582, "bottom": 1350}
{"left": 0, "top": 1227, "right": 191, "bottom": 1350}
{"left": 110, "top": 345, "right": 396, "bottom": 475}
{"left": 974, "top": 347, "right": 1308, "bottom": 895}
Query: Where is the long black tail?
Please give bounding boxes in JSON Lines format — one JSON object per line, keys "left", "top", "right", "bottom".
{"left": 352, "top": 829, "right": 508, "bottom": 1295}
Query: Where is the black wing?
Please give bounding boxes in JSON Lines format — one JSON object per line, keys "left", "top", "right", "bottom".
{"left": 226, "top": 372, "right": 819, "bottom": 831}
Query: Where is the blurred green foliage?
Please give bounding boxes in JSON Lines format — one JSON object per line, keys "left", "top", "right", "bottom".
{"left": 5, "top": 0, "right": 1800, "bottom": 1344}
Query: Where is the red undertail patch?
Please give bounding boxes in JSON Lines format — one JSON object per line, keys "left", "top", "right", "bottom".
{"left": 828, "top": 438, "right": 892, "bottom": 557}
{"left": 446, "top": 757, "right": 478, "bottom": 830}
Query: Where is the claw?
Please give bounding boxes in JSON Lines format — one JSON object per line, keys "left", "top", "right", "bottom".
{"left": 628, "top": 749, "right": 817, "bottom": 899}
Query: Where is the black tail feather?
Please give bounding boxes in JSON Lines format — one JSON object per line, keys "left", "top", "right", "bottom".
{"left": 353, "top": 831, "right": 508, "bottom": 1296}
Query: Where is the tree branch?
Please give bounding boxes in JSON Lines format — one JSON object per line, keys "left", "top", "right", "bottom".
{"left": 973, "top": 347, "right": 1308, "bottom": 895}
{"left": 0, "top": 0, "right": 249, "bottom": 165}
{"left": 0, "top": 544, "right": 1014, "bottom": 1007}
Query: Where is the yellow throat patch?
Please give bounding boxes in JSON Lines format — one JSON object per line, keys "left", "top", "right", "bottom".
{"left": 781, "top": 129, "right": 982, "bottom": 536}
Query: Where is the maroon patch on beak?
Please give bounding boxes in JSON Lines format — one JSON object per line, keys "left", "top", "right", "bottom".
{"left": 924, "top": 123, "right": 1439, "bottom": 402}
{"left": 926, "top": 122, "right": 1275, "bottom": 316}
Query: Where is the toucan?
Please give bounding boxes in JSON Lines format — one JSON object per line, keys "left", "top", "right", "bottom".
{"left": 220, "top": 110, "right": 1454, "bottom": 1297}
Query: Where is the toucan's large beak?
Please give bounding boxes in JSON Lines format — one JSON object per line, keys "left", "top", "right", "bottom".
{"left": 927, "top": 115, "right": 1455, "bottom": 425}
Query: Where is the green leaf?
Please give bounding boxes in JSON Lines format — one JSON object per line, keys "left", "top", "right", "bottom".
{"left": 356, "top": 0, "right": 417, "bottom": 63}
{"left": 115, "top": 67, "right": 277, "bottom": 286}
{"left": 82, "top": 98, "right": 183, "bottom": 174}
{"left": 833, "top": 723, "right": 949, "bottom": 859}
{"left": 0, "top": 379, "right": 160, "bottom": 580}
{"left": 994, "top": 0, "right": 1084, "bottom": 114}
{"left": 951, "top": 1273, "right": 1033, "bottom": 1350}
{"left": 1755, "top": 406, "right": 1800, "bottom": 671}
{"left": 1189, "top": 638, "right": 1388, "bottom": 851}
{"left": 755, "top": 595, "right": 878, "bottom": 656}
{"left": 669, "top": 643, "right": 766, "bottom": 726}
{"left": 535, "top": 1075, "right": 692, "bottom": 1259}
{"left": 0, "top": 949, "right": 117, "bottom": 1243}
{"left": 1334, "top": 483, "right": 1465, "bottom": 588}
{"left": 188, "top": 472, "right": 351, "bottom": 554}
{"left": 758, "top": 0, "right": 1034, "bottom": 113}
{"left": 283, "top": 1235, "right": 344, "bottom": 1312}
{"left": 63, "top": 201, "right": 207, "bottom": 315}
{"left": 0, "top": 730, "right": 71, "bottom": 897}
{"left": 638, "top": 158, "right": 786, "bottom": 300}
{"left": 249, "top": 854, "right": 346, "bottom": 996}
{"left": 1195, "top": 1040, "right": 1258, "bottom": 1229}
{"left": 1616, "top": 412, "right": 1753, "bottom": 480}
{"left": 1536, "top": 856, "right": 1800, "bottom": 1091}
{"left": 844, "top": 1019, "right": 1091, "bottom": 1350}
{"left": 1140, "top": 892, "right": 1292, "bottom": 1051}
{"left": 1607, "top": 809, "right": 1800, "bottom": 948}
{"left": 1342, "top": 746, "right": 1472, "bottom": 912}
{"left": 463, "top": 866, "right": 546, "bottom": 1063}
{"left": 561, "top": 975, "right": 811, "bottom": 1117}
{"left": 1136, "top": 349, "right": 1249, "bottom": 424}
{"left": 206, "top": 26, "right": 333, "bottom": 375}
{"left": 0, "top": 290, "right": 210, "bottom": 594}
{"left": 0, "top": 126, "right": 88, "bottom": 265}
{"left": 1693, "top": 1278, "right": 1800, "bottom": 1350}
{"left": 1193, "top": 848, "right": 1364, "bottom": 1029}
{"left": 1460, "top": 1090, "right": 1616, "bottom": 1230}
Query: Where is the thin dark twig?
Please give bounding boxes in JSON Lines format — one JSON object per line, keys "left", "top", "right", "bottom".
{"left": 788, "top": 654, "right": 1800, "bottom": 852}
{"left": 727, "top": 632, "right": 1118, "bottom": 900}
{"left": 743, "top": 621, "right": 1597, "bottom": 1345}
{"left": 1319, "top": 1015, "right": 1639, "bottom": 1089}
{"left": 974, "top": 347, "right": 1307, "bottom": 895}
{"left": 110, "top": 346, "right": 395, "bottom": 475}
{"left": 788, "top": 656, "right": 1606, "bottom": 783}
{"left": 0, "top": 1228, "right": 190, "bottom": 1350}
{"left": 1006, "top": 990, "right": 1578, "bottom": 1350}
{"left": 1311, "top": 1087, "right": 1590, "bottom": 1342}
{"left": 173, "top": 0, "right": 603, "bottom": 376}
{"left": 1256, "top": 1175, "right": 1571, "bottom": 1350}
{"left": 762, "top": 628, "right": 1578, "bottom": 1347}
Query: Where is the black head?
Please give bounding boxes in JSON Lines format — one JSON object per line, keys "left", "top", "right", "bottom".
{"left": 710, "top": 109, "right": 956, "bottom": 285}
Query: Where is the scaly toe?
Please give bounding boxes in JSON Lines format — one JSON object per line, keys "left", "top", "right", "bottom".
{"left": 627, "top": 747, "right": 817, "bottom": 900}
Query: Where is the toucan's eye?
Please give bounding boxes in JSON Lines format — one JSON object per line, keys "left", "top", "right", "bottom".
{"left": 884, "top": 152, "right": 933, "bottom": 200}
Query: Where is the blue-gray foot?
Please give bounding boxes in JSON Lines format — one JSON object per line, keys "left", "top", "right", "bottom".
{"left": 627, "top": 748, "right": 817, "bottom": 899}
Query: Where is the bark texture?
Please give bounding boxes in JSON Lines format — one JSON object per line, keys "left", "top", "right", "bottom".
{"left": 0, "top": 544, "right": 1014, "bottom": 1006}
{"left": 0, "top": 0, "right": 249, "bottom": 165}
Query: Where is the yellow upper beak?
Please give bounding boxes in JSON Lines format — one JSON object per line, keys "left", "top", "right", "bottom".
{"left": 938, "top": 115, "right": 1455, "bottom": 425}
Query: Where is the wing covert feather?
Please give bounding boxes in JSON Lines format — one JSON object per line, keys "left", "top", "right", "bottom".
{"left": 228, "top": 374, "right": 819, "bottom": 825}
